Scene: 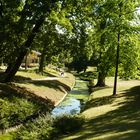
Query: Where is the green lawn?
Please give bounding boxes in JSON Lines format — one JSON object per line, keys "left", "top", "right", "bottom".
{"left": 60, "top": 77, "right": 140, "bottom": 140}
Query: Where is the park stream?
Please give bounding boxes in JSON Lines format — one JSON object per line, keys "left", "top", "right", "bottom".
{"left": 0, "top": 78, "right": 89, "bottom": 135}
{"left": 52, "top": 78, "right": 89, "bottom": 116}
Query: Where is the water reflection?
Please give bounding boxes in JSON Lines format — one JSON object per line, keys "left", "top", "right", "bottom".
{"left": 51, "top": 78, "right": 89, "bottom": 117}
{"left": 51, "top": 98, "right": 80, "bottom": 116}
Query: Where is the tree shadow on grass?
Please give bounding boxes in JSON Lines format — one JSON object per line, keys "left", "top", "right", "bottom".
{"left": 83, "top": 95, "right": 115, "bottom": 110}
{"left": 16, "top": 79, "right": 71, "bottom": 93}
{"left": 18, "top": 69, "right": 57, "bottom": 77}
{"left": 61, "top": 85, "right": 140, "bottom": 140}
{"left": 0, "top": 72, "right": 32, "bottom": 82}
{"left": 0, "top": 83, "right": 54, "bottom": 110}
{"left": 41, "top": 71, "right": 57, "bottom": 77}
{"left": 0, "top": 70, "right": 57, "bottom": 83}
{"left": 91, "top": 86, "right": 112, "bottom": 92}
{"left": 70, "top": 89, "right": 89, "bottom": 94}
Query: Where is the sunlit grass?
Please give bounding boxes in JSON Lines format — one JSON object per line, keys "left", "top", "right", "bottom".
{"left": 60, "top": 77, "right": 140, "bottom": 140}
{"left": 16, "top": 67, "right": 60, "bottom": 80}
{"left": 16, "top": 71, "right": 46, "bottom": 79}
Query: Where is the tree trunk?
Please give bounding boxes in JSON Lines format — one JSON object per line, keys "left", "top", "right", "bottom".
{"left": 25, "top": 53, "right": 28, "bottom": 70}
{"left": 4, "top": 16, "right": 45, "bottom": 82}
{"left": 4, "top": 51, "right": 27, "bottom": 82}
{"left": 113, "top": 3, "right": 122, "bottom": 95}
{"left": 95, "top": 72, "right": 106, "bottom": 87}
{"left": 113, "top": 30, "right": 120, "bottom": 95}
{"left": 39, "top": 46, "right": 47, "bottom": 73}
{"left": 5, "top": 63, "right": 13, "bottom": 73}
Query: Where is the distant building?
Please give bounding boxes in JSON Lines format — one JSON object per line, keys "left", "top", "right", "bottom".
{"left": 21, "top": 50, "right": 41, "bottom": 68}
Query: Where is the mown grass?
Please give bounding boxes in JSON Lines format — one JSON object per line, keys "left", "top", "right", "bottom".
{"left": 60, "top": 77, "right": 140, "bottom": 140}
{"left": 15, "top": 68, "right": 59, "bottom": 80}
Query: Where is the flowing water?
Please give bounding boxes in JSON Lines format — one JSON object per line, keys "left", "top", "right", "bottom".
{"left": 51, "top": 78, "right": 89, "bottom": 116}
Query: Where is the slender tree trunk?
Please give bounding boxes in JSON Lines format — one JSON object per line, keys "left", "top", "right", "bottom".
{"left": 95, "top": 71, "right": 106, "bottom": 87}
{"left": 4, "top": 16, "right": 45, "bottom": 82}
{"left": 113, "top": 3, "right": 122, "bottom": 95}
{"left": 39, "top": 46, "right": 47, "bottom": 73}
{"left": 113, "top": 30, "right": 120, "bottom": 95}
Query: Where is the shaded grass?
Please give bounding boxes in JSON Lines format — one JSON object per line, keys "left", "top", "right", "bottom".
{"left": 60, "top": 78, "right": 140, "bottom": 140}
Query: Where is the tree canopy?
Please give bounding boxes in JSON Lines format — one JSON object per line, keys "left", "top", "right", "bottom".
{"left": 0, "top": 0, "right": 140, "bottom": 94}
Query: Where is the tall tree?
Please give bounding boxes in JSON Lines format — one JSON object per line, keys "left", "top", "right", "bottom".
{"left": 4, "top": 0, "right": 57, "bottom": 82}
{"left": 113, "top": 0, "right": 140, "bottom": 95}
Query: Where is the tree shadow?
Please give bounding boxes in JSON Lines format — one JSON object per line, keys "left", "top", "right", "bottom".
{"left": 13, "top": 75, "right": 32, "bottom": 82}
{"left": 41, "top": 71, "right": 57, "bottom": 77}
{"left": 0, "top": 70, "right": 57, "bottom": 83}
{"left": 0, "top": 83, "right": 54, "bottom": 111}
{"left": 83, "top": 95, "right": 115, "bottom": 110}
{"left": 0, "top": 72, "right": 32, "bottom": 82}
{"left": 16, "top": 79, "right": 71, "bottom": 93}
{"left": 61, "top": 85, "right": 140, "bottom": 140}
{"left": 91, "top": 86, "right": 112, "bottom": 92}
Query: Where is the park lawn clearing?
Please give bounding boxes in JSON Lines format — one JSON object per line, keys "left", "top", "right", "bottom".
{"left": 60, "top": 77, "right": 140, "bottom": 140}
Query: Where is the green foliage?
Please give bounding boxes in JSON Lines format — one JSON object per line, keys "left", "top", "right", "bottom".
{"left": 53, "top": 115, "right": 85, "bottom": 134}
{"left": 13, "top": 114, "right": 85, "bottom": 140}
{"left": 0, "top": 97, "right": 39, "bottom": 129}
{"left": 79, "top": 71, "right": 97, "bottom": 81}
{"left": 119, "top": 35, "right": 140, "bottom": 80}
{"left": 68, "top": 55, "right": 89, "bottom": 73}
{"left": 14, "top": 114, "right": 54, "bottom": 140}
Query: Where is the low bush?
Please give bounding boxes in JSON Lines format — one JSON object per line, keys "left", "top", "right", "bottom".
{"left": 13, "top": 114, "right": 85, "bottom": 140}
{"left": 14, "top": 114, "right": 54, "bottom": 140}
{"left": 53, "top": 114, "right": 85, "bottom": 134}
{"left": 0, "top": 97, "right": 40, "bottom": 129}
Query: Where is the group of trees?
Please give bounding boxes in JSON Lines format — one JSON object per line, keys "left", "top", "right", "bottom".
{"left": 0, "top": 0, "right": 140, "bottom": 94}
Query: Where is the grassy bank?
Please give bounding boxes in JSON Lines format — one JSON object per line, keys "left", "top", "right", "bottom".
{"left": 60, "top": 77, "right": 140, "bottom": 140}
{"left": 15, "top": 70, "right": 75, "bottom": 105}
{"left": 0, "top": 68, "right": 75, "bottom": 139}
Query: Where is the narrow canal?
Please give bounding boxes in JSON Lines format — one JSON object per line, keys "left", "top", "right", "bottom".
{"left": 52, "top": 78, "right": 89, "bottom": 116}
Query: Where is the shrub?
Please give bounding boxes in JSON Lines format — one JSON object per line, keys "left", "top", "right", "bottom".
{"left": 53, "top": 115, "right": 85, "bottom": 134}
{"left": 0, "top": 97, "right": 40, "bottom": 129}
{"left": 14, "top": 113, "right": 54, "bottom": 140}
{"left": 13, "top": 114, "right": 85, "bottom": 140}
